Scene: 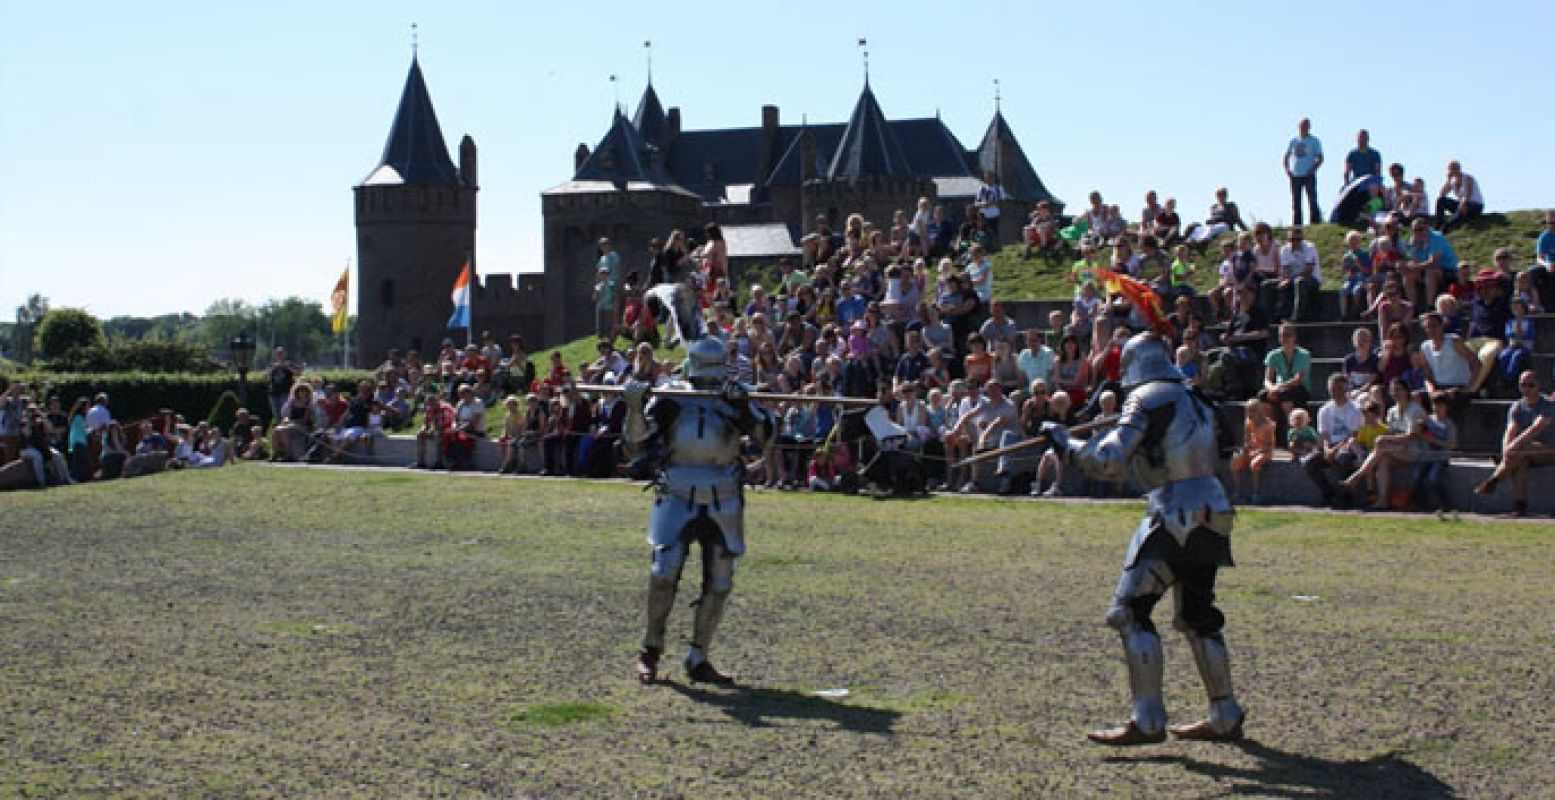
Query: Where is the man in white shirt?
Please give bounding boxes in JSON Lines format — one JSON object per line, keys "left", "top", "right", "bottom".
{"left": 1259, "top": 226, "right": 1321, "bottom": 323}
{"left": 84, "top": 393, "right": 113, "bottom": 434}
{"left": 1017, "top": 330, "right": 1056, "bottom": 387}
{"left": 1301, "top": 373, "right": 1363, "bottom": 506}
{"left": 950, "top": 381, "right": 1018, "bottom": 492}
{"left": 1434, "top": 160, "right": 1484, "bottom": 233}
{"left": 976, "top": 172, "right": 1004, "bottom": 243}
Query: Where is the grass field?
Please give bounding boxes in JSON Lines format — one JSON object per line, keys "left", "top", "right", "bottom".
{"left": 4, "top": 468, "right": 1553, "bottom": 798}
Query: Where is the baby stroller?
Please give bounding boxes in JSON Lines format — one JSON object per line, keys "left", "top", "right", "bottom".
{"left": 836, "top": 406, "right": 928, "bottom": 497}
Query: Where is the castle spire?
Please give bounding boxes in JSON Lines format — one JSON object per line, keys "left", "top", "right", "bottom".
{"left": 827, "top": 80, "right": 911, "bottom": 180}
{"left": 360, "top": 55, "right": 462, "bottom": 187}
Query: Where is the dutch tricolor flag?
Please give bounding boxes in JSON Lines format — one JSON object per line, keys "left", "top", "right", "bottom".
{"left": 447, "top": 261, "right": 471, "bottom": 330}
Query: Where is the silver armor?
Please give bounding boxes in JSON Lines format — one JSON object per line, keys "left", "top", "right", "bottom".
{"left": 623, "top": 352, "right": 776, "bottom": 671}
{"left": 1062, "top": 333, "right": 1242, "bottom": 740}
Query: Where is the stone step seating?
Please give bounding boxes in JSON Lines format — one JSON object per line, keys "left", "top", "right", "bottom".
{"left": 1306, "top": 355, "right": 1555, "bottom": 395}
{"left": 349, "top": 432, "right": 1547, "bottom": 515}
{"left": 1220, "top": 399, "right": 1509, "bottom": 456}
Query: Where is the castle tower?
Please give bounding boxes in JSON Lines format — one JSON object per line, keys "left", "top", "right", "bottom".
{"left": 353, "top": 56, "right": 477, "bottom": 361}
{"left": 805, "top": 80, "right": 933, "bottom": 230}
{"left": 975, "top": 108, "right": 1063, "bottom": 241}
{"left": 541, "top": 93, "right": 701, "bottom": 345}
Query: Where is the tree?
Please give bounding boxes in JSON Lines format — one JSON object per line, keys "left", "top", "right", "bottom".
{"left": 34, "top": 308, "right": 103, "bottom": 361}
{"left": 12, "top": 294, "right": 49, "bottom": 364}
{"left": 256, "top": 297, "right": 332, "bottom": 365}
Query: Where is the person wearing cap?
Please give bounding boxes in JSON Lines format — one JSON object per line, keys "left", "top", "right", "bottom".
{"left": 1465, "top": 270, "right": 1511, "bottom": 394}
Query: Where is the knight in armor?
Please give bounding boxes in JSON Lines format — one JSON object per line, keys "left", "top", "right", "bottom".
{"left": 621, "top": 337, "right": 777, "bottom": 685}
{"left": 1045, "top": 331, "right": 1245, "bottom": 745}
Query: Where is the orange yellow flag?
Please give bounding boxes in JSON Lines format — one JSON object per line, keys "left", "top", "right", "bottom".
{"left": 1093, "top": 268, "right": 1174, "bottom": 339}
{"left": 330, "top": 268, "right": 349, "bottom": 334}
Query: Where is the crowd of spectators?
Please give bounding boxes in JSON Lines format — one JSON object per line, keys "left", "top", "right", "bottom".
{"left": 7, "top": 125, "right": 1552, "bottom": 514}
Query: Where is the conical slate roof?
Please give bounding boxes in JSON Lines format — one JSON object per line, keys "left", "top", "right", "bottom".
{"left": 361, "top": 57, "right": 463, "bottom": 187}
{"left": 827, "top": 82, "right": 912, "bottom": 179}
{"left": 633, "top": 82, "right": 669, "bottom": 146}
{"left": 574, "top": 107, "right": 666, "bottom": 186}
{"left": 976, "top": 110, "right": 1059, "bottom": 205}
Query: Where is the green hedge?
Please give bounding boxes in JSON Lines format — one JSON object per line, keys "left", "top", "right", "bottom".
{"left": 0, "top": 370, "right": 377, "bottom": 425}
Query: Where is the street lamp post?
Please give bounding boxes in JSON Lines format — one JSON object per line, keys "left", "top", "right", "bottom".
{"left": 231, "top": 333, "right": 256, "bottom": 407}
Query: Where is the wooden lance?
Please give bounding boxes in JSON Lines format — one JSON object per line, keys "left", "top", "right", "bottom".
{"left": 952, "top": 414, "right": 1121, "bottom": 470}
{"left": 573, "top": 384, "right": 880, "bottom": 408}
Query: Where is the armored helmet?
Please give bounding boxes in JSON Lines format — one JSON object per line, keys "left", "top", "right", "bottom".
{"left": 685, "top": 337, "right": 728, "bottom": 382}
{"left": 1119, "top": 331, "right": 1183, "bottom": 389}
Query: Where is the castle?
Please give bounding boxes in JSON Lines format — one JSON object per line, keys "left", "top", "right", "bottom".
{"left": 354, "top": 57, "right": 1060, "bottom": 361}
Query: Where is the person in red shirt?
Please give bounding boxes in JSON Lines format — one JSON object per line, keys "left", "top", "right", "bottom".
{"left": 415, "top": 393, "right": 456, "bottom": 469}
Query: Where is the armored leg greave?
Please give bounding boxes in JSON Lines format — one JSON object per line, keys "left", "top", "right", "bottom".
{"left": 690, "top": 543, "right": 737, "bottom": 655}
{"left": 1108, "top": 561, "right": 1173, "bottom": 735}
{"left": 1184, "top": 631, "right": 1243, "bottom": 733}
{"left": 643, "top": 543, "right": 686, "bottom": 652}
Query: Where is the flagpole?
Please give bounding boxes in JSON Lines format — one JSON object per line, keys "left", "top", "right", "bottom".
{"left": 465, "top": 251, "right": 474, "bottom": 348}
{"left": 342, "top": 258, "right": 350, "bottom": 369}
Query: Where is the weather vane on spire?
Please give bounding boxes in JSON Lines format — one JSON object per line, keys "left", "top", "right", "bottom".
{"left": 411, "top": 22, "right": 418, "bottom": 56}
{"left": 644, "top": 40, "right": 653, "bottom": 84}
{"left": 858, "top": 38, "right": 869, "bottom": 84}
{"left": 994, "top": 77, "right": 1001, "bottom": 111}
{"left": 609, "top": 74, "right": 619, "bottom": 112}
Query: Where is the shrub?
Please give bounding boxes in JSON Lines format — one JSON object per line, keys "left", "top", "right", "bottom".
{"left": 47, "top": 340, "right": 222, "bottom": 374}
{"left": 35, "top": 309, "right": 103, "bottom": 361}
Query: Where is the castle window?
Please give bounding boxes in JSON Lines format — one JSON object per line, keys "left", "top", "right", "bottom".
{"left": 380, "top": 279, "right": 395, "bottom": 308}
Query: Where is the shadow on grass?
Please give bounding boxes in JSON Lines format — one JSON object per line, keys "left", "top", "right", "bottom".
{"left": 1110, "top": 738, "right": 1455, "bottom": 798}
{"left": 666, "top": 682, "right": 900, "bottom": 735}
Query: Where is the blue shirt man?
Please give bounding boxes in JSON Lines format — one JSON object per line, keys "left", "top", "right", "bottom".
{"left": 1406, "top": 228, "right": 1460, "bottom": 274}
{"left": 836, "top": 285, "right": 868, "bottom": 326}
{"left": 1343, "top": 130, "right": 1381, "bottom": 182}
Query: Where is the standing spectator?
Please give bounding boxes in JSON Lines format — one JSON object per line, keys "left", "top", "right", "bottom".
{"left": 1283, "top": 118, "right": 1324, "bottom": 225}
{"left": 1435, "top": 160, "right": 1484, "bottom": 233}
{"left": 1302, "top": 373, "right": 1364, "bottom": 507}
{"left": 1343, "top": 129, "right": 1382, "bottom": 183}
{"left": 265, "top": 347, "right": 298, "bottom": 422}
{"left": 1474, "top": 371, "right": 1555, "bottom": 515}
{"left": 975, "top": 172, "right": 1004, "bottom": 243}
{"left": 965, "top": 244, "right": 994, "bottom": 305}
{"left": 593, "top": 264, "right": 617, "bottom": 342}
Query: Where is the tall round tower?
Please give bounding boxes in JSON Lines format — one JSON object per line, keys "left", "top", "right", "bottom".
{"left": 353, "top": 56, "right": 477, "bottom": 362}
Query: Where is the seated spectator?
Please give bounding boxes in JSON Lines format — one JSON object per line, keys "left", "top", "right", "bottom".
{"left": 1286, "top": 408, "right": 1318, "bottom": 459}
{"left": 18, "top": 407, "right": 70, "bottom": 487}
{"left": 1342, "top": 327, "right": 1381, "bottom": 402}
{"left": 1261, "top": 226, "right": 1320, "bottom": 323}
{"left": 1365, "top": 279, "right": 1414, "bottom": 345}
{"left": 1032, "top": 390, "right": 1074, "bottom": 497}
{"left": 96, "top": 421, "right": 130, "bottom": 479}
{"left": 1343, "top": 379, "right": 1426, "bottom": 509}
{"left": 1151, "top": 198, "right": 1182, "bottom": 245}
{"left": 1510, "top": 270, "right": 1543, "bottom": 314}
{"left": 1465, "top": 271, "right": 1511, "bottom": 395}
{"left": 334, "top": 380, "right": 381, "bottom": 462}
{"left": 1530, "top": 210, "right": 1555, "bottom": 304}
{"left": 991, "top": 339, "right": 1027, "bottom": 394}
{"left": 1434, "top": 160, "right": 1484, "bottom": 233}
{"left": 1498, "top": 294, "right": 1537, "bottom": 386}
{"left": 271, "top": 383, "right": 317, "bottom": 463}
{"left": 1164, "top": 245, "right": 1197, "bottom": 302}
{"left": 807, "top": 440, "right": 854, "bottom": 492}
{"left": 1259, "top": 324, "right": 1313, "bottom": 428}
{"left": 415, "top": 392, "right": 454, "bottom": 469}
{"left": 1302, "top": 374, "right": 1364, "bottom": 507}
{"left": 1405, "top": 219, "right": 1461, "bottom": 304}
{"left": 1023, "top": 200, "right": 1059, "bottom": 257}
{"left": 949, "top": 381, "right": 1019, "bottom": 492}
{"left": 1414, "top": 392, "right": 1459, "bottom": 512}
{"left": 1017, "top": 330, "right": 1057, "bottom": 389}
{"left": 1229, "top": 399, "right": 1276, "bottom": 503}
{"left": 1421, "top": 311, "right": 1481, "bottom": 421}
{"left": 1054, "top": 334, "right": 1091, "bottom": 408}
{"left": 1207, "top": 238, "right": 1252, "bottom": 321}
{"left": 1474, "top": 371, "right": 1555, "bottom": 516}
{"left": 1339, "top": 231, "right": 1377, "bottom": 320}
{"left": 1185, "top": 186, "right": 1249, "bottom": 246}
{"left": 962, "top": 333, "right": 993, "bottom": 388}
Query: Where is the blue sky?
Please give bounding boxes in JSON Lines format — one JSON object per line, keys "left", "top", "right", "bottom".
{"left": 1, "top": 0, "right": 1550, "bottom": 318}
